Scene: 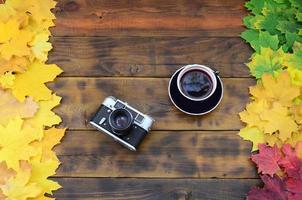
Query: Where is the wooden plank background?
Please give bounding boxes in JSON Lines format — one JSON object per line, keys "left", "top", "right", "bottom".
{"left": 50, "top": 0, "right": 258, "bottom": 199}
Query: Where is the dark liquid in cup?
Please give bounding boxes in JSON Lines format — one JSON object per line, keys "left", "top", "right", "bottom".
{"left": 180, "top": 69, "right": 213, "bottom": 99}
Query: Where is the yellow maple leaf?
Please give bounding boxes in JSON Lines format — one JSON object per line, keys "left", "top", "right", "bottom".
{"left": 0, "top": 118, "right": 39, "bottom": 170}
{"left": 0, "top": 89, "right": 39, "bottom": 125}
{"left": 239, "top": 99, "right": 269, "bottom": 131}
{"left": 238, "top": 126, "right": 266, "bottom": 151}
{"left": 285, "top": 132, "right": 302, "bottom": 147}
{"left": 260, "top": 102, "right": 298, "bottom": 141}
{"left": 290, "top": 103, "right": 302, "bottom": 124}
{"left": 32, "top": 128, "right": 65, "bottom": 162}
{"left": 0, "top": 162, "right": 16, "bottom": 199}
{"left": 264, "top": 133, "right": 282, "bottom": 148}
{"left": 0, "top": 3, "right": 16, "bottom": 23}
{"left": 29, "top": 158, "right": 61, "bottom": 195}
{"left": 250, "top": 72, "right": 300, "bottom": 107}
{"left": 8, "top": 0, "right": 57, "bottom": 23}
{"left": 0, "top": 56, "right": 30, "bottom": 75}
{"left": 0, "top": 19, "right": 33, "bottom": 60}
{"left": 0, "top": 163, "right": 41, "bottom": 200}
{"left": 26, "top": 94, "right": 62, "bottom": 128}
{"left": 287, "top": 66, "right": 302, "bottom": 86}
{"left": 9, "top": 61, "right": 62, "bottom": 102}
{"left": 29, "top": 33, "right": 52, "bottom": 62}
{"left": 0, "top": 72, "right": 15, "bottom": 88}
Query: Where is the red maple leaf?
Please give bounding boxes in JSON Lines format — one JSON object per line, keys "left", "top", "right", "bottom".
{"left": 279, "top": 144, "right": 302, "bottom": 180}
{"left": 285, "top": 178, "right": 302, "bottom": 195}
{"left": 252, "top": 144, "right": 282, "bottom": 176}
{"left": 247, "top": 175, "right": 287, "bottom": 200}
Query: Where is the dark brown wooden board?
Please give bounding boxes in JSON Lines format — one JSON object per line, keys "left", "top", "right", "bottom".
{"left": 48, "top": 0, "right": 257, "bottom": 199}
{"left": 49, "top": 36, "right": 251, "bottom": 77}
{"left": 50, "top": 77, "right": 254, "bottom": 130}
{"left": 53, "top": 0, "right": 247, "bottom": 37}
{"left": 54, "top": 130, "right": 256, "bottom": 178}
{"left": 53, "top": 178, "right": 260, "bottom": 200}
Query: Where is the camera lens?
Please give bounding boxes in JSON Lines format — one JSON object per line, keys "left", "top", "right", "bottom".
{"left": 109, "top": 108, "right": 133, "bottom": 135}
{"left": 180, "top": 69, "right": 213, "bottom": 99}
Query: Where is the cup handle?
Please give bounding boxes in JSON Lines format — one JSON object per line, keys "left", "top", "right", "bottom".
{"left": 211, "top": 68, "right": 220, "bottom": 75}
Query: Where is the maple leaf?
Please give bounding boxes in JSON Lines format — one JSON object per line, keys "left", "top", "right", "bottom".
{"left": 0, "top": 19, "right": 33, "bottom": 60}
{"left": 296, "top": 142, "right": 302, "bottom": 159}
{"left": 29, "top": 158, "right": 61, "bottom": 195}
{"left": 29, "top": 32, "right": 52, "bottom": 62}
{"left": 239, "top": 99, "right": 269, "bottom": 131}
{"left": 290, "top": 104, "right": 302, "bottom": 125}
{"left": 0, "top": 163, "right": 41, "bottom": 200}
{"left": 285, "top": 178, "right": 302, "bottom": 196}
{"left": 0, "top": 56, "right": 29, "bottom": 75}
{"left": 0, "top": 72, "right": 15, "bottom": 88}
{"left": 0, "top": 3, "right": 16, "bottom": 22}
{"left": 279, "top": 144, "right": 302, "bottom": 180}
{"left": 0, "top": 89, "right": 39, "bottom": 125}
{"left": 8, "top": 61, "right": 62, "bottom": 102}
{"left": 238, "top": 127, "right": 266, "bottom": 152}
{"left": 26, "top": 94, "right": 62, "bottom": 129}
{"left": 8, "top": 0, "right": 57, "bottom": 23}
{"left": 32, "top": 128, "right": 65, "bottom": 162}
{"left": 250, "top": 72, "right": 300, "bottom": 107}
{"left": 284, "top": 50, "right": 302, "bottom": 70}
{"left": 287, "top": 66, "right": 302, "bottom": 87}
{"left": 247, "top": 175, "right": 287, "bottom": 200}
{"left": 245, "top": 0, "right": 264, "bottom": 15}
{"left": 260, "top": 102, "right": 298, "bottom": 141}
{"left": 252, "top": 144, "right": 282, "bottom": 176}
{"left": 247, "top": 48, "right": 286, "bottom": 79}
{"left": 0, "top": 162, "right": 15, "bottom": 199}
{"left": 0, "top": 117, "right": 39, "bottom": 170}
{"left": 265, "top": 133, "right": 282, "bottom": 148}
{"left": 241, "top": 30, "right": 279, "bottom": 53}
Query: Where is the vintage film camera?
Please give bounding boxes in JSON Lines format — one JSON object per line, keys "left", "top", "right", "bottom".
{"left": 90, "top": 96, "right": 154, "bottom": 151}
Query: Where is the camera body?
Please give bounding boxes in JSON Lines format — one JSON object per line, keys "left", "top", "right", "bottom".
{"left": 90, "top": 96, "right": 154, "bottom": 151}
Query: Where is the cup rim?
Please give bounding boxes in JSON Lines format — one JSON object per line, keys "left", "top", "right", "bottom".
{"left": 176, "top": 64, "right": 217, "bottom": 101}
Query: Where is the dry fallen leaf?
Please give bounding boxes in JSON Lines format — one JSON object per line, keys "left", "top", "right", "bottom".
{"left": 0, "top": 162, "right": 41, "bottom": 200}
{"left": 0, "top": 88, "right": 38, "bottom": 125}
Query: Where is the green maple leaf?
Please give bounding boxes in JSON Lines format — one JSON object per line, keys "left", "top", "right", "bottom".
{"left": 297, "top": 13, "right": 302, "bottom": 22}
{"left": 277, "top": 20, "right": 301, "bottom": 34}
{"left": 245, "top": 0, "right": 264, "bottom": 15}
{"left": 284, "top": 50, "right": 302, "bottom": 70}
{"left": 241, "top": 30, "right": 279, "bottom": 53}
{"left": 289, "top": 0, "right": 302, "bottom": 9}
{"left": 259, "top": 13, "right": 281, "bottom": 35}
{"left": 243, "top": 15, "right": 255, "bottom": 29}
{"left": 282, "top": 32, "right": 302, "bottom": 52}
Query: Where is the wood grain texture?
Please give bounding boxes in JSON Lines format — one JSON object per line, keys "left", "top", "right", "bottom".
{"left": 50, "top": 77, "right": 254, "bottom": 130}
{"left": 49, "top": 36, "right": 251, "bottom": 77}
{"left": 53, "top": 178, "right": 260, "bottom": 200}
{"left": 53, "top": 0, "right": 246, "bottom": 37}
{"left": 54, "top": 130, "right": 256, "bottom": 178}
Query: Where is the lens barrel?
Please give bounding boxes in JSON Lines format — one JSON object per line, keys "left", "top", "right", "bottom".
{"left": 109, "top": 108, "right": 133, "bottom": 135}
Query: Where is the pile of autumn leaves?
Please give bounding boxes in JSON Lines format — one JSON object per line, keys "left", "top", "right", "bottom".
{"left": 239, "top": 0, "right": 302, "bottom": 199}
{"left": 0, "top": 0, "right": 65, "bottom": 199}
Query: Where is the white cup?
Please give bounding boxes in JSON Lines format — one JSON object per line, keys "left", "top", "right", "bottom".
{"left": 177, "top": 64, "right": 217, "bottom": 101}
